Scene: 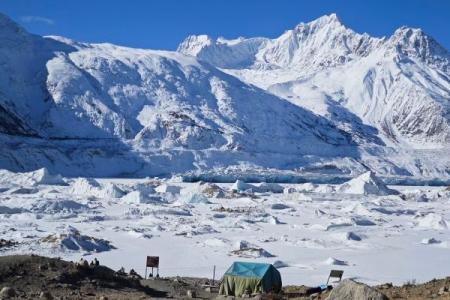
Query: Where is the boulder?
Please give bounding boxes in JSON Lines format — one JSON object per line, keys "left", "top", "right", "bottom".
{"left": 284, "top": 187, "right": 297, "bottom": 194}
{"left": 0, "top": 287, "right": 16, "bottom": 299}
{"left": 439, "top": 286, "right": 449, "bottom": 295}
{"left": 186, "top": 290, "right": 196, "bottom": 298}
{"left": 327, "top": 279, "right": 388, "bottom": 300}
{"left": 39, "top": 291, "right": 54, "bottom": 300}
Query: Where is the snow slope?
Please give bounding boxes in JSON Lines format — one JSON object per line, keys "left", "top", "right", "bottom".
{"left": 0, "top": 13, "right": 360, "bottom": 177}
{"left": 0, "top": 13, "right": 349, "bottom": 151}
{"left": 0, "top": 12, "right": 449, "bottom": 179}
{"left": 179, "top": 14, "right": 450, "bottom": 151}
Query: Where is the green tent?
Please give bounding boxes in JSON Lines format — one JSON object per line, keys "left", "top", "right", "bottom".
{"left": 219, "top": 262, "right": 282, "bottom": 296}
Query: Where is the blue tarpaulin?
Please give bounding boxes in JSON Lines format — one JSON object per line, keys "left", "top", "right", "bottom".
{"left": 224, "top": 261, "right": 272, "bottom": 278}
{"left": 219, "top": 262, "right": 282, "bottom": 296}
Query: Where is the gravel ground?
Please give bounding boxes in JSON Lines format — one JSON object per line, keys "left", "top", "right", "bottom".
{"left": 1, "top": 255, "right": 450, "bottom": 299}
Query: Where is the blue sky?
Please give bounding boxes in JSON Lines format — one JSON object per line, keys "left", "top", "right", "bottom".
{"left": 1, "top": 0, "right": 449, "bottom": 51}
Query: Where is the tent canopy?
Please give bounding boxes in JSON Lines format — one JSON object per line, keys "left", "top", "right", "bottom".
{"left": 219, "top": 262, "right": 282, "bottom": 296}
{"left": 224, "top": 261, "right": 272, "bottom": 278}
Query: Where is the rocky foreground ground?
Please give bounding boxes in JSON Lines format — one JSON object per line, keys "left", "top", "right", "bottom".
{"left": 0, "top": 255, "right": 449, "bottom": 299}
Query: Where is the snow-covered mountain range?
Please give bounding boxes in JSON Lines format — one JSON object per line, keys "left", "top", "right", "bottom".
{"left": 178, "top": 14, "right": 450, "bottom": 149}
{"left": 0, "top": 13, "right": 449, "bottom": 180}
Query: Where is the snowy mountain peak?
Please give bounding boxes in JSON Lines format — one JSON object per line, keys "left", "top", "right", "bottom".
{"left": 0, "top": 12, "right": 449, "bottom": 179}
{"left": 295, "top": 13, "right": 343, "bottom": 30}
{"left": 177, "top": 13, "right": 450, "bottom": 152}
{"left": 257, "top": 14, "right": 381, "bottom": 69}
{"left": 0, "top": 13, "right": 355, "bottom": 160}
{"left": 317, "top": 12, "right": 340, "bottom": 22}
{"left": 178, "top": 34, "right": 267, "bottom": 69}
{"left": 0, "top": 13, "right": 30, "bottom": 44}
{"left": 177, "top": 34, "right": 214, "bottom": 56}
{"left": 178, "top": 14, "right": 381, "bottom": 70}
{"left": 0, "top": 13, "right": 24, "bottom": 32}
{"left": 393, "top": 26, "right": 423, "bottom": 37}
{"left": 389, "top": 26, "right": 449, "bottom": 71}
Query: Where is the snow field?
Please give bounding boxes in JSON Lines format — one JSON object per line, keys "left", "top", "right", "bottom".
{"left": 0, "top": 169, "right": 450, "bottom": 285}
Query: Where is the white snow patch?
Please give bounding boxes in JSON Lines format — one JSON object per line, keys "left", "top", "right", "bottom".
{"left": 416, "top": 213, "right": 449, "bottom": 230}
{"left": 177, "top": 193, "right": 211, "bottom": 205}
{"left": 31, "top": 199, "right": 88, "bottom": 214}
{"left": 122, "top": 191, "right": 163, "bottom": 204}
{"left": 41, "top": 225, "right": 115, "bottom": 253}
{"left": 70, "top": 178, "right": 124, "bottom": 198}
{"left": 255, "top": 182, "right": 284, "bottom": 193}
{"left": 155, "top": 184, "right": 181, "bottom": 194}
{"left": 421, "top": 238, "right": 441, "bottom": 245}
{"left": 230, "top": 240, "right": 275, "bottom": 258}
{"left": 338, "top": 171, "right": 399, "bottom": 195}
{"left": 324, "top": 257, "right": 349, "bottom": 266}
{"left": 0, "top": 168, "right": 65, "bottom": 187}
{"left": 230, "top": 180, "right": 255, "bottom": 192}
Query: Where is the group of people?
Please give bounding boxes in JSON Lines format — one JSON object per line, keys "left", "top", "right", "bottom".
{"left": 76, "top": 258, "right": 142, "bottom": 279}
{"left": 117, "top": 266, "right": 141, "bottom": 279}
{"left": 77, "top": 257, "right": 100, "bottom": 268}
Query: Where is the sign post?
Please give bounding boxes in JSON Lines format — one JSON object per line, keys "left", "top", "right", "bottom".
{"left": 145, "top": 256, "right": 160, "bottom": 279}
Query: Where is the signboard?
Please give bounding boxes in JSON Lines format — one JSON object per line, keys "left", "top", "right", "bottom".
{"left": 146, "top": 256, "right": 159, "bottom": 268}
{"left": 327, "top": 269, "right": 344, "bottom": 285}
{"left": 329, "top": 270, "right": 343, "bottom": 279}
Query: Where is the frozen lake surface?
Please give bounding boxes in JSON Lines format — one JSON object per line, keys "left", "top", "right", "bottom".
{"left": 1, "top": 168, "right": 449, "bottom": 286}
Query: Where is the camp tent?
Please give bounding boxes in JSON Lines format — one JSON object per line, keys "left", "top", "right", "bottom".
{"left": 219, "top": 262, "right": 282, "bottom": 296}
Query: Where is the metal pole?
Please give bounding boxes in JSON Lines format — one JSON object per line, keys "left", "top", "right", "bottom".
{"left": 213, "top": 265, "right": 216, "bottom": 286}
{"left": 145, "top": 267, "right": 147, "bottom": 280}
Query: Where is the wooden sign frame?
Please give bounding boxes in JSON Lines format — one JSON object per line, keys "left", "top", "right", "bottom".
{"left": 146, "top": 256, "right": 159, "bottom": 268}
{"left": 145, "top": 256, "right": 160, "bottom": 279}
{"left": 327, "top": 269, "right": 344, "bottom": 285}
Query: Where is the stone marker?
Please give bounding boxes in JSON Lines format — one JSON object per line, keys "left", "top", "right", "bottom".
{"left": 327, "top": 279, "right": 388, "bottom": 300}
